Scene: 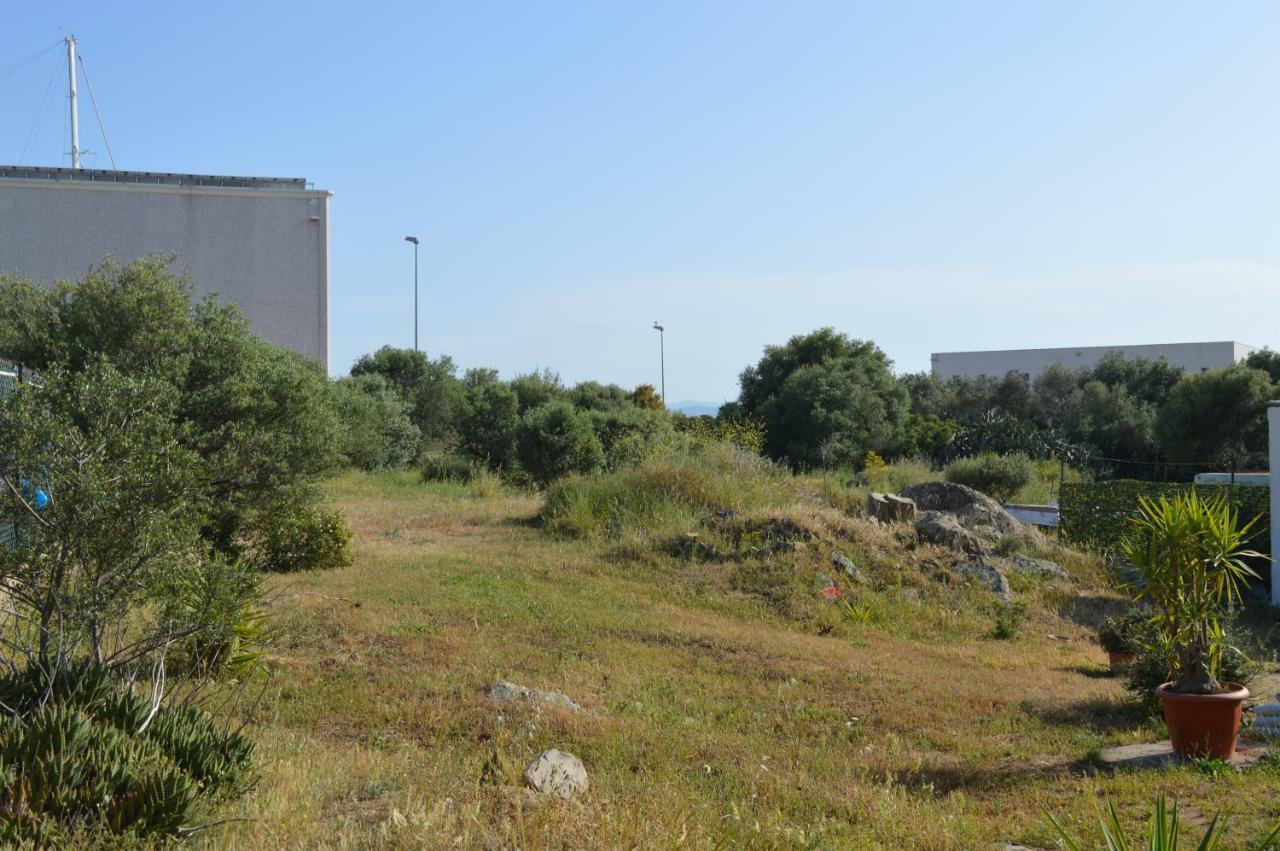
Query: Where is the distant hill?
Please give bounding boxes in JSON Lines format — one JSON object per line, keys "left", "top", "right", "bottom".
{"left": 670, "top": 400, "right": 722, "bottom": 417}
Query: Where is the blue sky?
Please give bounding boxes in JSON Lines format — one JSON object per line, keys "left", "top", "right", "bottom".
{"left": 3, "top": 2, "right": 1278, "bottom": 403}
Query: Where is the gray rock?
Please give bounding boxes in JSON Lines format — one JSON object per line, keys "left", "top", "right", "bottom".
{"left": 955, "top": 558, "right": 1012, "bottom": 601}
{"left": 814, "top": 572, "right": 836, "bottom": 590}
{"left": 900, "top": 481, "right": 1024, "bottom": 536}
{"left": 916, "top": 511, "right": 985, "bottom": 556}
{"left": 524, "top": 749, "right": 589, "bottom": 798}
{"left": 866, "top": 492, "right": 916, "bottom": 523}
{"left": 1009, "top": 554, "right": 1072, "bottom": 581}
{"left": 832, "top": 551, "right": 868, "bottom": 584}
{"left": 487, "top": 681, "right": 582, "bottom": 712}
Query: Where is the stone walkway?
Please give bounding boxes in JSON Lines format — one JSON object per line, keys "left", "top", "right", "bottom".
{"left": 1098, "top": 740, "right": 1268, "bottom": 770}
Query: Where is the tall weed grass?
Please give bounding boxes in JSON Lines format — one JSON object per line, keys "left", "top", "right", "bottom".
{"left": 540, "top": 441, "right": 792, "bottom": 542}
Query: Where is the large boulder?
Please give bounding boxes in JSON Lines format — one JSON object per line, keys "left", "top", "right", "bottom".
{"left": 900, "top": 481, "right": 1024, "bottom": 537}
{"left": 524, "top": 749, "right": 589, "bottom": 798}
{"left": 832, "top": 551, "right": 868, "bottom": 584}
{"left": 487, "top": 681, "right": 582, "bottom": 712}
{"left": 954, "top": 558, "right": 1013, "bottom": 601}
{"left": 1007, "top": 554, "right": 1072, "bottom": 582}
{"left": 867, "top": 492, "right": 917, "bottom": 523}
{"left": 915, "top": 511, "right": 985, "bottom": 556}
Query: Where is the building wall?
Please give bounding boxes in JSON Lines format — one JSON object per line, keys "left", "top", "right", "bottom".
{"left": 0, "top": 177, "right": 330, "bottom": 368}
{"left": 930, "top": 341, "right": 1256, "bottom": 380}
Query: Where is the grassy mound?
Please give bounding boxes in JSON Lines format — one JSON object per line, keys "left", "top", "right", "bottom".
{"left": 541, "top": 442, "right": 1101, "bottom": 633}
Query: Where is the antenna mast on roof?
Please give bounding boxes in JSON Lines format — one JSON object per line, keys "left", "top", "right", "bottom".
{"left": 64, "top": 35, "right": 80, "bottom": 169}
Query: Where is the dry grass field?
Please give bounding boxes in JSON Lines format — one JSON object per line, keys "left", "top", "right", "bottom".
{"left": 200, "top": 471, "right": 1280, "bottom": 849}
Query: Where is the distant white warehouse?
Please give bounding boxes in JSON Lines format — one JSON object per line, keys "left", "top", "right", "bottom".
{"left": 0, "top": 165, "right": 331, "bottom": 368}
{"left": 931, "top": 341, "right": 1258, "bottom": 381}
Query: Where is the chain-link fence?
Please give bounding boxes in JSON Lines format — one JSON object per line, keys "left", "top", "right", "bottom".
{"left": 0, "top": 358, "right": 39, "bottom": 399}
{"left": 1, "top": 358, "right": 41, "bottom": 549}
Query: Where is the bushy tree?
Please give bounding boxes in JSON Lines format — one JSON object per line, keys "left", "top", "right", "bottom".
{"left": 588, "top": 404, "right": 673, "bottom": 469}
{"left": 1061, "top": 380, "right": 1156, "bottom": 461}
{"left": 568, "top": 380, "right": 632, "bottom": 412}
{"left": 511, "top": 368, "right": 565, "bottom": 414}
{"left": 0, "top": 258, "right": 346, "bottom": 567}
{"left": 737, "top": 329, "right": 908, "bottom": 469}
{"left": 1157, "top": 365, "right": 1273, "bottom": 466}
{"left": 332, "top": 374, "right": 421, "bottom": 470}
{"left": 350, "top": 345, "right": 461, "bottom": 446}
{"left": 456, "top": 369, "right": 519, "bottom": 468}
{"left": 1246, "top": 348, "right": 1280, "bottom": 386}
{"left": 1032, "top": 363, "right": 1085, "bottom": 427}
{"left": 515, "top": 401, "right": 605, "bottom": 485}
{"left": 1090, "top": 351, "right": 1183, "bottom": 405}
{"left": 0, "top": 362, "right": 205, "bottom": 666}
{"left": 629, "top": 384, "right": 665, "bottom": 411}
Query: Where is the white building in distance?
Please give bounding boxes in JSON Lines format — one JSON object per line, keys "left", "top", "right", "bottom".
{"left": 931, "top": 341, "right": 1258, "bottom": 381}
{"left": 0, "top": 165, "right": 331, "bottom": 368}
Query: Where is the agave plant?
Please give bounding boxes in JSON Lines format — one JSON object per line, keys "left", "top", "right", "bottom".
{"left": 1045, "top": 795, "right": 1280, "bottom": 850}
{"left": 1121, "top": 491, "right": 1262, "bottom": 694}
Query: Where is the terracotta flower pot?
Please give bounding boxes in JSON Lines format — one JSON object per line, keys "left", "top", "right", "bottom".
{"left": 1107, "top": 650, "right": 1136, "bottom": 672}
{"left": 1156, "top": 682, "right": 1249, "bottom": 759}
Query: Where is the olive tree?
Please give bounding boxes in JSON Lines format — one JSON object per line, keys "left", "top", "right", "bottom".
{"left": 737, "top": 328, "right": 909, "bottom": 469}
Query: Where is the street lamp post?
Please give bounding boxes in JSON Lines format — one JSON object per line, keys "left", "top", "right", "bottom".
{"left": 652, "top": 322, "right": 665, "bottom": 404}
{"left": 404, "top": 236, "right": 420, "bottom": 351}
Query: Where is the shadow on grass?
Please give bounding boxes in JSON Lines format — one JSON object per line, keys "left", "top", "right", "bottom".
{"left": 1061, "top": 663, "right": 1122, "bottom": 680}
{"left": 890, "top": 758, "right": 1079, "bottom": 795}
{"left": 1025, "top": 696, "right": 1149, "bottom": 734}
{"left": 1054, "top": 592, "right": 1130, "bottom": 631}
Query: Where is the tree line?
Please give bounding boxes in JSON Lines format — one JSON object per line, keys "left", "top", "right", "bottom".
{"left": 719, "top": 328, "right": 1279, "bottom": 475}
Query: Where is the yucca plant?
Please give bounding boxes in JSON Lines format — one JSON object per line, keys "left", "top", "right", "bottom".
{"left": 1045, "top": 795, "right": 1280, "bottom": 850}
{"left": 1121, "top": 491, "right": 1262, "bottom": 694}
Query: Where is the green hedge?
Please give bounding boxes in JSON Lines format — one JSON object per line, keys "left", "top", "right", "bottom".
{"left": 1059, "top": 481, "right": 1270, "bottom": 555}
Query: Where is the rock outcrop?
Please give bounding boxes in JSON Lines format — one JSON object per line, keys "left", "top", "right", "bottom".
{"left": 866, "top": 492, "right": 917, "bottom": 523}
{"left": 900, "top": 481, "right": 1024, "bottom": 537}
{"left": 487, "top": 681, "right": 582, "bottom": 712}
{"left": 524, "top": 749, "right": 589, "bottom": 798}
{"left": 915, "top": 511, "right": 985, "bottom": 556}
{"left": 954, "top": 559, "right": 1013, "bottom": 601}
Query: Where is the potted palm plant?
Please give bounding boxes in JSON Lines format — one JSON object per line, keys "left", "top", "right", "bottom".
{"left": 1123, "top": 491, "right": 1263, "bottom": 759}
{"left": 1097, "top": 610, "right": 1145, "bottom": 672}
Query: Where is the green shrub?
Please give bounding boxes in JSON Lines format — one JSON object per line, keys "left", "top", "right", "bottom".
{"left": 0, "top": 663, "right": 253, "bottom": 843}
{"left": 540, "top": 441, "right": 789, "bottom": 541}
{"left": 456, "top": 369, "right": 519, "bottom": 469}
{"left": 674, "top": 415, "right": 766, "bottom": 455}
{"left": 251, "top": 495, "right": 353, "bottom": 573}
{"left": 990, "top": 601, "right": 1028, "bottom": 640}
{"left": 944, "top": 452, "right": 1032, "bottom": 502}
{"left": 589, "top": 405, "right": 674, "bottom": 471}
{"left": 1097, "top": 609, "right": 1152, "bottom": 655}
{"left": 331, "top": 374, "right": 421, "bottom": 470}
{"left": 421, "top": 453, "right": 484, "bottom": 484}
{"left": 516, "top": 401, "right": 605, "bottom": 486}
{"left": 160, "top": 556, "right": 267, "bottom": 679}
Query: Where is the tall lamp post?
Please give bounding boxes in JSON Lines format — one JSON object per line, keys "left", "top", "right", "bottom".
{"left": 404, "top": 236, "right": 420, "bottom": 351}
{"left": 652, "top": 322, "right": 665, "bottom": 404}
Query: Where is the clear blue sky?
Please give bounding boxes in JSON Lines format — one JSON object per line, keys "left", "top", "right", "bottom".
{"left": 3, "top": 2, "right": 1278, "bottom": 403}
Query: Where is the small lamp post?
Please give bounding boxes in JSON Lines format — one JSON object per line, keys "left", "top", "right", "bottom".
{"left": 652, "top": 322, "right": 665, "bottom": 404}
{"left": 404, "top": 236, "right": 420, "bottom": 351}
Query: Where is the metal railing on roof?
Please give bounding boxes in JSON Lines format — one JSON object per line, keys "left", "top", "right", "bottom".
{"left": 0, "top": 164, "right": 314, "bottom": 191}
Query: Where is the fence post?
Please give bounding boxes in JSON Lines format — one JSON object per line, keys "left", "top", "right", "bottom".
{"left": 1269, "top": 402, "right": 1280, "bottom": 606}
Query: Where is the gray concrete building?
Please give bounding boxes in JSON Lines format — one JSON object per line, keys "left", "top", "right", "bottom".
{"left": 0, "top": 165, "right": 331, "bottom": 368}
{"left": 931, "top": 341, "right": 1257, "bottom": 381}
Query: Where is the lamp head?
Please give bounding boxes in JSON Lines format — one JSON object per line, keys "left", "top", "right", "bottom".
{"left": 404, "top": 236, "right": 419, "bottom": 245}
{"left": 653, "top": 322, "right": 664, "bottom": 332}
